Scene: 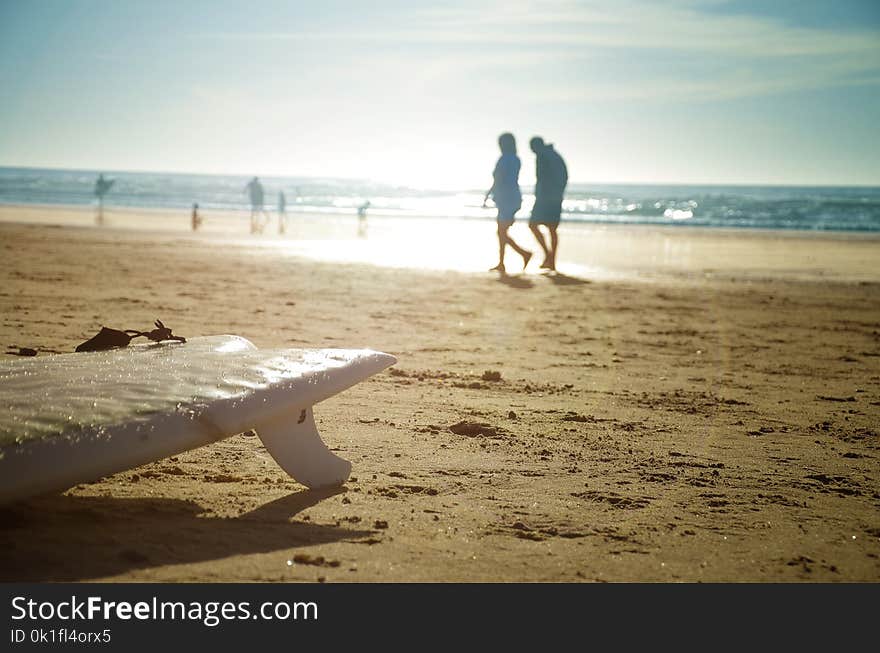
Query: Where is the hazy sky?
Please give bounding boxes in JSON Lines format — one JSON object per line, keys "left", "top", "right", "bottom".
{"left": 1, "top": 0, "right": 878, "bottom": 187}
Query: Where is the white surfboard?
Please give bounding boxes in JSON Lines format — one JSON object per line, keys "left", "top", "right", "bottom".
{"left": 0, "top": 335, "right": 396, "bottom": 504}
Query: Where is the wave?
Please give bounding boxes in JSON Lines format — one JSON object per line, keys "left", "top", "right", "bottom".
{"left": 1, "top": 167, "right": 879, "bottom": 233}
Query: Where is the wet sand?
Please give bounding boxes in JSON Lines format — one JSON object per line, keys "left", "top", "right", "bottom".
{"left": 0, "top": 207, "right": 878, "bottom": 582}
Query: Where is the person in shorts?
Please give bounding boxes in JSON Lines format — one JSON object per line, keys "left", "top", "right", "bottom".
{"left": 244, "top": 176, "right": 270, "bottom": 234}
{"left": 483, "top": 132, "right": 532, "bottom": 273}
{"left": 528, "top": 136, "right": 568, "bottom": 271}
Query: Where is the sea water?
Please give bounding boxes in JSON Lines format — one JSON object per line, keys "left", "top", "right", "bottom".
{"left": 1, "top": 166, "right": 879, "bottom": 233}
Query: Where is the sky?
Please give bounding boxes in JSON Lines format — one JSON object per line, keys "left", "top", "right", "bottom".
{"left": 1, "top": 0, "right": 879, "bottom": 188}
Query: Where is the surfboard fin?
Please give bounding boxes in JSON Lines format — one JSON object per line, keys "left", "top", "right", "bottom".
{"left": 255, "top": 406, "right": 351, "bottom": 489}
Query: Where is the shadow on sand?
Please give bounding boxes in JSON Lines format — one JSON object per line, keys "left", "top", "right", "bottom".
{"left": 0, "top": 488, "right": 373, "bottom": 581}
{"left": 544, "top": 271, "right": 591, "bottom": 286}
{"left": 495, "top": 273, "right": 534, "bottom": 289}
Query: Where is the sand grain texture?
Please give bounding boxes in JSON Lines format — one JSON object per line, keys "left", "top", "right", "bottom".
{"left": 0, "top": 219, "right": 878, "bottom": 582}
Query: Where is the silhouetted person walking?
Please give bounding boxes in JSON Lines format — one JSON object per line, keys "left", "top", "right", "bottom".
{"left": 244, "top": 176, "right": 270, "bottom": 234}
{"left": 191, "top": 202, "right": 202, "bottom": 231}
{"left": 357, "top": 200, "right": 370, "bottom": 237}
{"left": 528, "top": 137, "right": 568, "bottom": 271}
{"left": 278, "top": 190, "right": 287, "bottom": 234}
{"left": 483, "top": 132, "right": 532, "bottom": 273}
{"left": 93, "top": 173, "right": 114, "bottom": 224}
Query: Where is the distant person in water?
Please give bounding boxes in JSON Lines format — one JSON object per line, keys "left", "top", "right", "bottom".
{"left": 93, "top": 173, "right": 114, "bottom": 224}
{"left": 483, "top": 132, "right": 532, "bottom": 273}
{"left": 528, "top": 136, "right": 568, "bottom": 271}
{"left": 191, "top": 202, "right": 202, "bottom": 231}
{"left": 357, "top": 200, "right": 370, "bottom": 237}
{"left": 278, "top": 190, "right": 287, "bottom": 235}
{"left": 244, "top": 176, "right": 270, "bottom": 234}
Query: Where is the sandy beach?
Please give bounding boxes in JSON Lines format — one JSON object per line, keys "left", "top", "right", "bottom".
{"left": 0, "top": 205, "right": 878, "bottom": 582}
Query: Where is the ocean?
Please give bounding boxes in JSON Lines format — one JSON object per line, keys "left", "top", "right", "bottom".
{"left": 1, "top": 166, "right": 879, "bottom": 233}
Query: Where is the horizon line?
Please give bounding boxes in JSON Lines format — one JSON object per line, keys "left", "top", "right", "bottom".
{"left": 0, "top": 163, "right": 878, "bottom": 191}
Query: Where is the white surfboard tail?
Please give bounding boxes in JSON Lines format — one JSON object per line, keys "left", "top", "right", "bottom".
{"left": 0, "top": 337, "right": 397, "bottom": 503}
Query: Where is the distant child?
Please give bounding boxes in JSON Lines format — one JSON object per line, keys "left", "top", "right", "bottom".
{"left": 191, "top": 202, "right": 203, "bottom": 231}
{"left": 278, "top": 191, "right": 287, "bottom": 235}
